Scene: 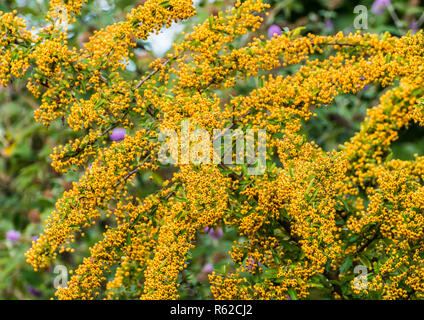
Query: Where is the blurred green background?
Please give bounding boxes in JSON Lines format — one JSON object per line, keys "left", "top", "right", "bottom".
{"left": 1, "top": 0, "right": 424, "bottom": 299}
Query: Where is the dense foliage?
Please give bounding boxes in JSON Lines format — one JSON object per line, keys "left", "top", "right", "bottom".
{"left": 2, "top": 0, "right": 424, "bottom": 300}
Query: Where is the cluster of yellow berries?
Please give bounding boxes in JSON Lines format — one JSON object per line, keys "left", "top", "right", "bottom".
{"left": 1, "top": 0, "right": 424, "bottom": 300}
{"left": 0, "top": 10, "right": 33, "bottom": 86}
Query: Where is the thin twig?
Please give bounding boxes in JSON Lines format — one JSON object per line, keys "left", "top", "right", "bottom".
{"left": 135, "top": 59, "right": 170, "bottom": 89}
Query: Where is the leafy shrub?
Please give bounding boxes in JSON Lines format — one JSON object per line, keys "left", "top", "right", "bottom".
{"left": 1, "top": 0, "right": 424, "bottom": 300}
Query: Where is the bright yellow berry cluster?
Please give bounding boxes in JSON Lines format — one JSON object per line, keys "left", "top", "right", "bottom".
{"left": 0, "top": 10, "right": 33, "bottom": 86}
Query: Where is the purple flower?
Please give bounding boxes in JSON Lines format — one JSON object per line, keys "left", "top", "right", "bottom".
{"left": 360, "top": 76, "right": 369, "bottom": 90}
{"left": 204, "top": 226, "right": 223, "bottom": 239}
{"left": 109, "top": 128, "right": 126, "bottom": 142}
{"left": 6, "top": 230, "right": 20, "bottom": 242}
{"left": 246, "top": 257, "right": 256, "bottom": 270}
{"left": 325, "top": 19, "right": 334, "bottom": 31}
{"left": 410, "top": 19, "right": 419, "bottom": 34}
{"left": 27, "top": 286, "right": 42, "bottom": 297}
{"left": 202, "top": 264, "right": 213, "bottom": 274}
{"left": 246, "top": 257, "right": 264, "bottom": 270}
{"left": 371, "top": 0, "right": 391, "bottom": 15}
{"left": 32, "top": 235, "right": 39, "bottom": 242}
{"left": 268, "top": 24, "right": 282, "bottom": 39}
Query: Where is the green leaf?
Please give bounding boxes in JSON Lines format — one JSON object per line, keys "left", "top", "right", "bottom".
{"left": 359, "top": 254, "right": 371, "bottom": 269}
{"left": 340, "top": 255, "right": 353, "bottom": 274}
{"left": 289, "top": 26, "right": 306, "bottom": 38}
{"left": 159, "top": 0, "right": 170, "bottom": 7}
{"left": 288, "top": 287, "right": 298, "bottom": 300}
{"left": 258, "top": 77, "right": 263, "bottom": 88}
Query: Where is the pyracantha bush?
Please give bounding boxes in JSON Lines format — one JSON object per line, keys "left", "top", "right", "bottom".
{"left": 2, "top": 0, "right": 424, "bottom": 300}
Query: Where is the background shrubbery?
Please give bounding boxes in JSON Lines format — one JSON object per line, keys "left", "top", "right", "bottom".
{"left": 1, "top": 0, "right": 423, "bottom": 299}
